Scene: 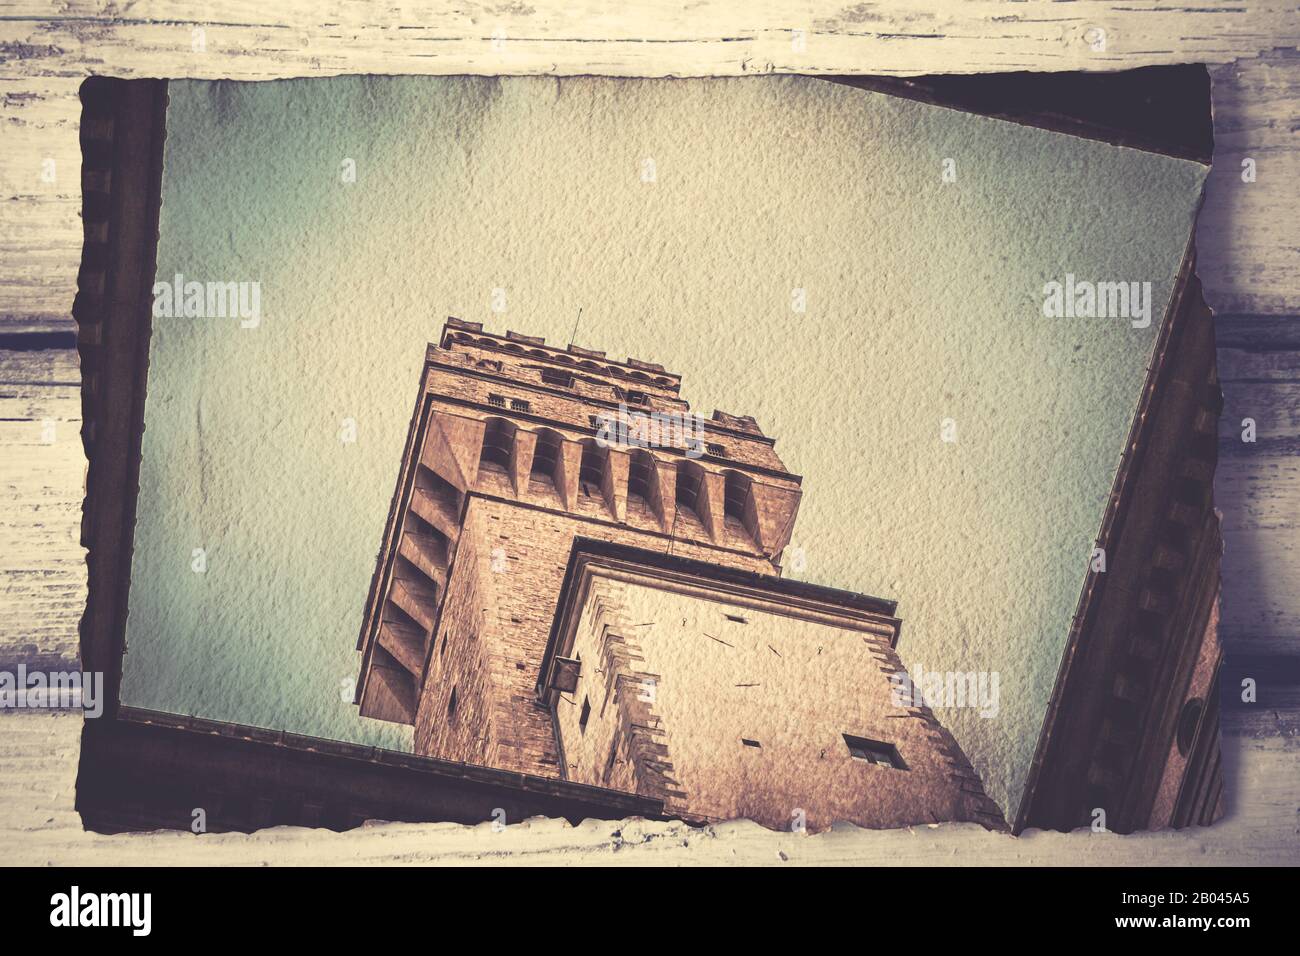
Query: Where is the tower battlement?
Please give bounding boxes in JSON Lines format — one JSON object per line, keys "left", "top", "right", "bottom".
{"left": 441, "top": 317, "right": 680, "bottom": 391}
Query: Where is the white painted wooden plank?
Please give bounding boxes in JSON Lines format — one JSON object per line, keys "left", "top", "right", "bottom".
{"left": 1216, "top": 455, "right": 1300, "bottom": 533}
{"left": 0, "top": 351, "right": 85, "bottom": 664}
{"left": 3, "top": 2, "right": 1300, "bottom": 79}
{"left": 1200, "top": 52, "right": 1300, "bottom": 316}
{"left": 1221, "top": 526, "right": 1300, "bottom": 638}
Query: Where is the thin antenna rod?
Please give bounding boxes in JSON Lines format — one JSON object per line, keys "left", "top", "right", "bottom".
{"left": 568, "top": 307, "right": 583, "bottom": 348}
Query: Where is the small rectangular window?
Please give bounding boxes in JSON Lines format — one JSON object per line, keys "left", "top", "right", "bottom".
{"left": 510, "top": 398, "right": 531, "bottom": 413}
{"left": 541, "top": 368, "right": 574, "bottom": 388}
{"left": 487, "top": 393, "right": 506, "bottom": 408}
{"left": 724, "top": 613, "right": 748, "bottom": 624}
{"left": 741, "top": 738, "right": 762, "bottom": 748}
{"left": 706, "top": 443, "right": 726, "bottom": 457}
{"left": 843, "top": 734, "right": 906, "bottom": 770}
{"left": 625, "top": 390, "right": 648, "bottom": 406}
{"left": 579, "top": 696, "right": 591, "bottom": 734}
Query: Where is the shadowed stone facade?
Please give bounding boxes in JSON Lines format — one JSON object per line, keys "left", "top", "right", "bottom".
{"left": 542, "top": 545, "right": 1006, "bottom": 830}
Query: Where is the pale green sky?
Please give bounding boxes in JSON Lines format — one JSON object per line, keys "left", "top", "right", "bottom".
{"left": 122, "top": 76, "right": 1205, "bottom": 819}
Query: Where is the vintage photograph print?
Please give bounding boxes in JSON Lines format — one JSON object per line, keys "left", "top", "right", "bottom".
{"left": 63, "top": 72, "right": 1225, "bottom": 840}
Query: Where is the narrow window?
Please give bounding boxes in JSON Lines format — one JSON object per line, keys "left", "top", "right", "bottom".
{"left": 531, "top": 428, "right": 563, "bottom": 484}
{"left": 675, "top": 460, "right": 705, "bottom": 518}
{"left": 447, "top": 686, "right": 458, "bottom": 718}
{"left": 725, "top": 613, "right": 748, "bottom": 624}
{"left": 627, "top": 450, "right": 656, "bottom": 515}
{"left": 578, "top": 439, "right": 606, "bottom": 499}
{"left": 479, "top": 417, "right": 515, "bottom": 471}
{"left": 579, "top": 696, "right": 592, "bottom": 734}
{"left": 723, "top": 470, "right": 751, "bottom": 524}
{"left": 741, "top": 738, "right": 761, "bottom": 748}
{"left": 843, "top": 734, "right": 906, "bottom": 770}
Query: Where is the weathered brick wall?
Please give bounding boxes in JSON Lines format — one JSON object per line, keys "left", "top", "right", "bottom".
{"left": 552, "top": 580, "right": 639, "bottom": 792}
{"left": 414, "top": 496, "right": 774, "bottom": 776}
{"left": 555, "top": 577, "right": 682, "bottom": 802}
{"left": 1148, "top": 597, "right": 1222, "bottom": 829}
{"left": 413, "top": 520, "right": 496, "bottom": 766}
{"left": 558, "top": 576, "right": 1007, "bottom": 832}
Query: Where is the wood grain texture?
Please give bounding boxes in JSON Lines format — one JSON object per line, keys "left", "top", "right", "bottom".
{"left": 2, "top": 710, "right": 1295, "bottom": 864}
{"left": 1200, "top": 50, "right": 1300, "bottom": 316}
{"left": 1, "top": 1, "right": 1299, "bottom": 79}
{"left": 1215, "top": 315, "right": 1300, "bottom": 741}
{"left": 0, "top": 3, "right": 1296, "bottom": 859}
{"left": 1216, "top": 315, "right": 1300, "bottom": 650}
{"left": 0, "top": 349, "right": 84, "bottom": 666}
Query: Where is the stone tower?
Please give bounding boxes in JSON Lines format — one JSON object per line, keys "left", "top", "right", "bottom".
{"left": 355, "top": 318, "right": 1005, "bottom": 831}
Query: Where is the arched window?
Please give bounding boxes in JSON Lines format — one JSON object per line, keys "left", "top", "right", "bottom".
{"left": 627, "top": 449, "right": 657, "bottom": 515}
{"left": 723, "top": 470, "right": 751, "bottom": 523}
{"left": 479, "top": 417, "right": 515, "bottom": 471}
{"left": 578, "top": 439, "right": 606, "bottom": 499}
{"left": 676, "top": 460, "right": 706, "bottom": 518}
{"left": 723, "top": 470, "right": 755, "bottom": 542}
{"left": 531, "top": 428, "right": 564, "bottom": 487}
